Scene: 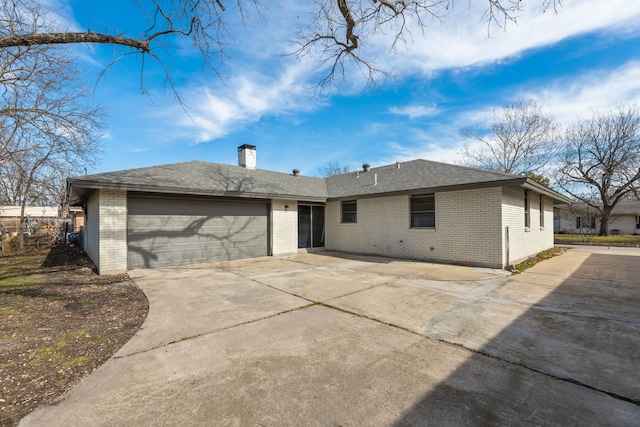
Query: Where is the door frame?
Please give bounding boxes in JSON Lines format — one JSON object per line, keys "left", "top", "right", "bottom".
{"left": 297, "top": 203, "right": 325, "bottom": 249}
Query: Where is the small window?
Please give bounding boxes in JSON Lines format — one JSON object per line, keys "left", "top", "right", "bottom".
{"left": 524, "top": 190, "right": 530, "bottom": 228}
{"left": 539, "top": 196, "right": 544, "bottom": 228}
{"left": 636, "top": 214, "right": 640, "bottom": 229}
{"left": 577, "top": 216, "right": 596, "bottom": 229}
{"left": 411, "top": 194, "right": 435, "bottom": 228}
{"left": 341, "top": 200, "right": 357, "bottom": 224}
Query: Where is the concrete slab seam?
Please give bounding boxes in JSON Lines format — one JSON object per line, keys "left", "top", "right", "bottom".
{"left": 112, "top": 302, "right": 317, "bottom": 359}
{"left": 436, "top": 339, "right": 640, "bottom": 407}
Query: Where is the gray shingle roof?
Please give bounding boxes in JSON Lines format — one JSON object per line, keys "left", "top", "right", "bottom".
{"left": 325, "top": 159, "right": 528, "bottom": 199}
{"left": 68, "top": 161, "right": 328, "bottom": 202}
{"left": 555, "top": 201, "right": 640, "bottom": 215}
{"left": 68, "top": 159, "right": 571, "bottom": 203}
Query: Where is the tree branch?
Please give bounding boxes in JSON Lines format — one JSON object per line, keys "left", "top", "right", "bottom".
{"left": 0, "top": 32, "right": 150, "bottom": 52}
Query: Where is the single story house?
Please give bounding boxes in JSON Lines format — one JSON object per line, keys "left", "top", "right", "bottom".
{"left": 67, "top": 145, "right": 571, "bottom": 274}
{"left": 0, "top": 206, "right": 59, "bottom": 218}
{"left": 554, "top": 202, "right": 640, "bottom": 235}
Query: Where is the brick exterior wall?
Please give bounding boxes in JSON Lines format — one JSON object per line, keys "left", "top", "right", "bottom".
{"left": 83, "top": 190, "right": 128, "bottom": 275}
{"left": 271, "top": 199, "right": 299, "bottom": 255}
{"left": 82, "top": 185, "right": 557, "bottom": 274}
{"left": 325, "top": 188, "right": 505, "bottom": 268}
{"left": 501, "top": 187, "right": 553, "bottom": 266}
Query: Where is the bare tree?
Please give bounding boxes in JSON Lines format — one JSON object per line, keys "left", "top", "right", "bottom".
{"left": 0, "top": 0, "right": 561, "bottom": 87}
{"left": 556, "top": 105, "right": 640, "bottom": 236}
{"left": 460, "top": 99, "right": 561, "bottom": 175}
{"left": 317, "top": 160, "right": 352, "bottom": 177}
{"left": 0, "top": 6, "right": 103, "bottom": 246}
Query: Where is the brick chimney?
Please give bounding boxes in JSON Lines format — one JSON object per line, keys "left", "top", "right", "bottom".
{"left": 238, "top": 144, "right": 256, "bottom": 169}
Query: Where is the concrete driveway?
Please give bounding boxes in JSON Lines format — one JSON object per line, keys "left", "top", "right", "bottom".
{"left": 21, "top": 248, "right": 640, "bottom": 426}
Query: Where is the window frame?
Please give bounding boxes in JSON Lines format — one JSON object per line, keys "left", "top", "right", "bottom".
{"left": 539, "top": 195, "right": 545, "bottom": 229}
{"left": 576, "top": 215, "right": 596, "bottom": 229}
{"left": 410, "top": 194, "right": 436, "bottom": 229}
{"left": 341, "top": 200, "right": 357, "bottom": 224}
{"left": 636, "top": 214, "right": 640, "bottom": 229}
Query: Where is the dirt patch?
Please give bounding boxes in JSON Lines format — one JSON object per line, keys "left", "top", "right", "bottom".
{"left": 0, "top": 245, "right": 148, "bottom": 426}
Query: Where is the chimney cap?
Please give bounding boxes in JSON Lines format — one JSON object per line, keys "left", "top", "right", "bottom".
{"left": 363, "top": 163, "right": 371, "bottom": 172}
{"left": 238, "top": 144, "right": 256, "bottom": 152}
{"left": 292, "top": 169, "right": 300, "bottom": 176}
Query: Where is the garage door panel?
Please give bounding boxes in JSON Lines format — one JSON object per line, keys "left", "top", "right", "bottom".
{"left": 127, "top": 196, "right": 268, "bottom": 269}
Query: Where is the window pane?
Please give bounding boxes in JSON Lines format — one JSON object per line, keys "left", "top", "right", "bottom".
{"left": 410, "top": 194, "right": 435, "bottom": 228}
{"left": 411, "top": 197, "right": 435, "bottom": 211}
{"left": 411, "top": 213, "right": 435, "bottom": 228}
{"left": 341, "top": 200, "right": 357, "bottom": 223}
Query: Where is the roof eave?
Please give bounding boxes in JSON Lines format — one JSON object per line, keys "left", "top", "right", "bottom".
{"left": 326, "top": 178, "right": 528, "bottom": 202}
{"left": 67, "top": 180, "right": 327, "bottom": 204}
{"left": 521, "top": 179, "right": 572, "bottom": 203}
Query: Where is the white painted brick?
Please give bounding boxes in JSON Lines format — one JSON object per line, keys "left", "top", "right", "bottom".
{"left": 83, "top": 189, "right": 127, "bottom": 275}
{"left": 326, "top": 188, "right": 504, "bottom": 267}
{"left": 271, "top": 199, "right": 298, "bottom": 255}
{"left": 501, "top": 187, "right": 553, "bottom": 265}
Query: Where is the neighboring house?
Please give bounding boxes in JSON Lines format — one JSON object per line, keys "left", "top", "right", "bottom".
{"left": 0, "top": 206, "right": 59, "bottom": 218}
{"left": 554, "top": 202, "right": 640, "bottom": 235}
{"left": 68, "top": 206, "right": 85, "bottom": 232}
{"left": 67, "top": 144, "right": 571, "bottom": 274}
{"left": 0, "top": 206, "right": 60, "bottom": 233}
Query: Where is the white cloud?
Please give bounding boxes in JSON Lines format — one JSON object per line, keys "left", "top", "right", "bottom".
{"left": 385, "top": 59, "right": 640, "bottom": 168}
{"left": 162, "top": 62, "right": 325, "bottom": 143}
{"left": 451, "top": 60, "right": 640, "bottom": 129}
{"left": 524, "top": 61, "right": 640, "bottom": 125}
{"left": 128, "top": 147, "right": 151, "bottom": 153}
{"left": 390, "top": 104, "right": 438, "bottom": 119}
{"left": 371, "top": 0, "right": 640, "bottom": 75}
{"left": 386, "top": 140, "right": 465, "bottom": 165}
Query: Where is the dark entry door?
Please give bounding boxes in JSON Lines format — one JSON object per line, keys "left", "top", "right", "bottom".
{"left": 298, "top": 205, "right": 325, "bottom": 248}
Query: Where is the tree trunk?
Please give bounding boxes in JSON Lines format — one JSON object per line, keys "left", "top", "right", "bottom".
{"left": 18, "top": 201, "right": 26, "bottom": 248}
{"left": 599, "top": 207, "right": 612, "bottom": 236}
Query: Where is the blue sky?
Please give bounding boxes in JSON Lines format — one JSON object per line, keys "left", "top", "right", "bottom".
{"left": 55, "top": 0, "right": 640, "bottom": 176}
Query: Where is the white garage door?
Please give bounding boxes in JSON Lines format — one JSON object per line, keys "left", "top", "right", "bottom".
{"left": 127, "top": 195, "right": 269, "bottom": 269}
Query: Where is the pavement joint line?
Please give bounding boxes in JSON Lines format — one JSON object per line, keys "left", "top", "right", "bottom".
{"left": 280, "top": 254, "right": 516, "bottom": 285}
{"left": 112, "top": 302, "right": 318, "bottom": 359}
{"left": 322, "top": 281, "right": 392, "bottom": 303}
{"left": 436, "top": 339, "right": 640, "bottom": 407}
{"left": 517, "top": 271, "right": 629, "bottom": 285}
{"left": 133, "top": 254, "right": 640, "bottom": 409}
{"left": 218, "top": 263, "right": 404, "bottom": 305}
{"left": 216, "top": 266, "right": 318, "bottom": 304}
{"left": 316, "top": 301, "right": 640, "bottom": 408}
{"left": 248, "top": 266, "right": 329, "bottom": 279}
{"left": 528, "top": 304, "right": 640, "bottom": 328}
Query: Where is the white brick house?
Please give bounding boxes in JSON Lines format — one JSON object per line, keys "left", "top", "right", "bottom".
{"left": 68, "top": 145, "right": 570, "bottom": 274}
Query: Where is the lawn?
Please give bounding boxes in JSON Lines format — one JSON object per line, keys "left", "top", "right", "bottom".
{"left": 554, "top": 234, "right": 640, "bottom": 246}
{"left": 0, "top": 245, "right": 148, "bottom": 427}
